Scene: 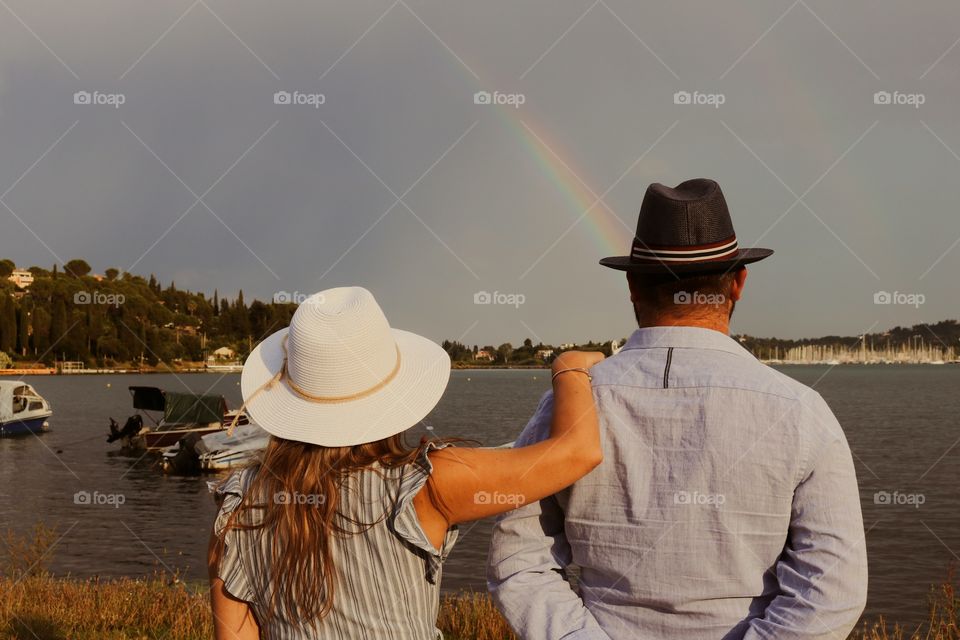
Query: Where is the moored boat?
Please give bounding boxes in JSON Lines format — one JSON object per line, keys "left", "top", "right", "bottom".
{"left": 161, "top": 421, "right": 268, "bottom": 474}
{"left": 107, "top": 386, "right": 247, "bottom": 452}
{"left": 0, "top": 381, "right": 53, "bottom": 436}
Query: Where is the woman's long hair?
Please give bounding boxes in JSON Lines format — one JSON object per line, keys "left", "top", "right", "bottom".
{"left": 212, "top": 432, "right": 439, "bottom": 628}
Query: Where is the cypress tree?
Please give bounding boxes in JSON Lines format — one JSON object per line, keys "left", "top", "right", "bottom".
{"left": 17, "top": 304, "right": 30, "bottom": 356}
{"left": 0, "top": 296, "right": 13, "bottom": 353}
{"left": 50, "top": 296, "right": 67, "bottom": 350}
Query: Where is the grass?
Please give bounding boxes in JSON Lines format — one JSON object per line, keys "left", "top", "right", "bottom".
{"left": 1, "top": 526, "right": 957, "bottom": 639}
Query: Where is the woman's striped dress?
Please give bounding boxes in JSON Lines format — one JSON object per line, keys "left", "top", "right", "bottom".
{"left": 212, "top": 443, "right": 458, "bottom": 639}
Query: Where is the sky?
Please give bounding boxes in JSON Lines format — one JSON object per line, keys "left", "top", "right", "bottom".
{"left": 1, "top": 0, "right": 958, "bottom": 346}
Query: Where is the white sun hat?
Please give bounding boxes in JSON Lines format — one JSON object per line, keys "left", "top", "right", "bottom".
{"left": 239, "top": 287, "right": 451, "bottom": 447}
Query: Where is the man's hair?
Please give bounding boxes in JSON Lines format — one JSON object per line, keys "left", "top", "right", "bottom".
{"left": 627, "top": 269, "right": 740, "bottom": 323}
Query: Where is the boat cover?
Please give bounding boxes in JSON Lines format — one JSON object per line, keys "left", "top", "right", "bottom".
{"left": 129, "top": 386, "right": 166, "bottom": 412}
{"left": 0, "top": 381, "right": 29, "bottom": 423}
{"left": 163, "top": 392, "right": 226, "bottom": 425}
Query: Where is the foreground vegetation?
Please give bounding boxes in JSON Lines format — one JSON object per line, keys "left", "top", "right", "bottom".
{"left": 1, "top": 527, "right": 957, "bottom": 639}
{"left": 2, "top": 575, "right": 958, "bottom": 640}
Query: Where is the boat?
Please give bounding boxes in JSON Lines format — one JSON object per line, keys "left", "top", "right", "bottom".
{"left": 0, "top": 381, "right": 53, "bottom": 436}
{"left": 161, "top": 421, "right": 268, "bottom": 474}
{"left": 107, "top": 386, "right": 248, "bottom": 452}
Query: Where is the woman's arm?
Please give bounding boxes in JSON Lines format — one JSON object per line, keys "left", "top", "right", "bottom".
{"left": 208, "top": 531, "right": 261, "bottom": 640}
{"left": 415, "top": 351, "right": 604, "bottom": 542}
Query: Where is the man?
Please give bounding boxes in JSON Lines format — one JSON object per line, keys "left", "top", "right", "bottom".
{"left": 488, "top": 178, "right": 867, "bottom": 639}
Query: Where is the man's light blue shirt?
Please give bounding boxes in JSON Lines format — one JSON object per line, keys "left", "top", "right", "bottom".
{"left": 487, "top": 326, "right": 867, "bottom": 639}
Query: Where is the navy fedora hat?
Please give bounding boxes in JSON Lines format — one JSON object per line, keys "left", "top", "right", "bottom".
{"left": 600, "top": 178, "right": 773, "bottom": 274}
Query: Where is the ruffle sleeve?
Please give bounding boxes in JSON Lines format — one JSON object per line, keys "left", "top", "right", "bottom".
{"left": 210, "top": 469, "right": 256, "bottom": 603}
{"left": 389, "top": 442, "right": 459, "bottom": 583}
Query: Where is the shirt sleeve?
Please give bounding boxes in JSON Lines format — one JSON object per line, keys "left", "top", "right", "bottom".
{"left": 743, "top": 393, "right": 868, "bottom": 639}
{"left": 210, "top": 470, "right": 256, "bottom": 604}
{"left": 487, "top": 391, "right": 612, "bottom": 640}
{"left": 389, "top": 441, "right": 460, "bottom": 583}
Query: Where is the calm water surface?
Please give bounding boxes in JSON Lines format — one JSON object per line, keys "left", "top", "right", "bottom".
{"left": 0, "top": 366, "right": 957, "bottom": 626}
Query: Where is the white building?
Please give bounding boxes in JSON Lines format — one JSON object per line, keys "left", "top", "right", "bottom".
{"left": 212, "top": 346, "right": 236, "bottom": 360}
{"left": 7, "top": 269, "right": 33, "bottom": 289}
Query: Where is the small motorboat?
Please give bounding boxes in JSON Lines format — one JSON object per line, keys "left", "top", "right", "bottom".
{"left": 0, "top": 381, "right": 53, "bottom": 436}
{"left": 161, "top": 421, "right": 268, "bottom": 474}
{"left": 107, "top": 386, "right": 248, "bottom": 452}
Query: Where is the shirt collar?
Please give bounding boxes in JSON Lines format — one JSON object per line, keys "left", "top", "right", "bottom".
{"left": 620, "top": 326, "right": 755, "bottom": 360}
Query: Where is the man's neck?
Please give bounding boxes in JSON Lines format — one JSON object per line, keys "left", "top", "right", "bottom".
{"left": 637, "top": 315, "right": 730, "bottom": 335}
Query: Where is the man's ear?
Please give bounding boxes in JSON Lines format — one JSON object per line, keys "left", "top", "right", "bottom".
{"left": 730, "top": 267, "right": 748, "bottom": 302}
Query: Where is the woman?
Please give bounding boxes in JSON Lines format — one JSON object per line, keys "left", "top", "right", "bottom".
{"left": 209, "top": 287, "right": 603, "bottom": 639}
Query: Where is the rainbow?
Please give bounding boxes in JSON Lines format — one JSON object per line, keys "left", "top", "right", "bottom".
{"left": 478, "top": 95, "right": 635, "bottom": 255}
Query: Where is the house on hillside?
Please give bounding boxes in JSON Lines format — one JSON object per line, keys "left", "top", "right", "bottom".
{"left": 212, "top": 346, "right": 236, "bottom": 361}
{"left": 536, "top": 349, "right": 554, "bottom": 360}
{"left": 7, "top": 269, "right": 33, "bottom": 289}
{"left": 474, "top": 349, "right": 494, "bottom": 362}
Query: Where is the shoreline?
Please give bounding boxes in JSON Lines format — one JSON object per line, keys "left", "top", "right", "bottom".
{"left": 1, "top": 361, "right": 957, "bottom": 376}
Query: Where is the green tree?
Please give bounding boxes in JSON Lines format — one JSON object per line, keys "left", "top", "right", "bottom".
{"left": 233, "top": 291, "right": 250, "bottom": 337}
{"left": 32, "top": 306, "right": 51, "bottom": 355}
{"left": 0, "top": 296, "right": 15, "bottom": 353}
{"left": 104, "top": 268, "right": 120, "bottom": 281}
{"left": 17, "top": 304, "right": 30, "bottom": 356}
{"left": 65, "top": 259, "right": 92, "bottom": 278}
{"left": 50, "top": 296, "right": 67, "bottom": 351}
{"left": 0, "top": 259, "right": 15, "bottom": 278}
